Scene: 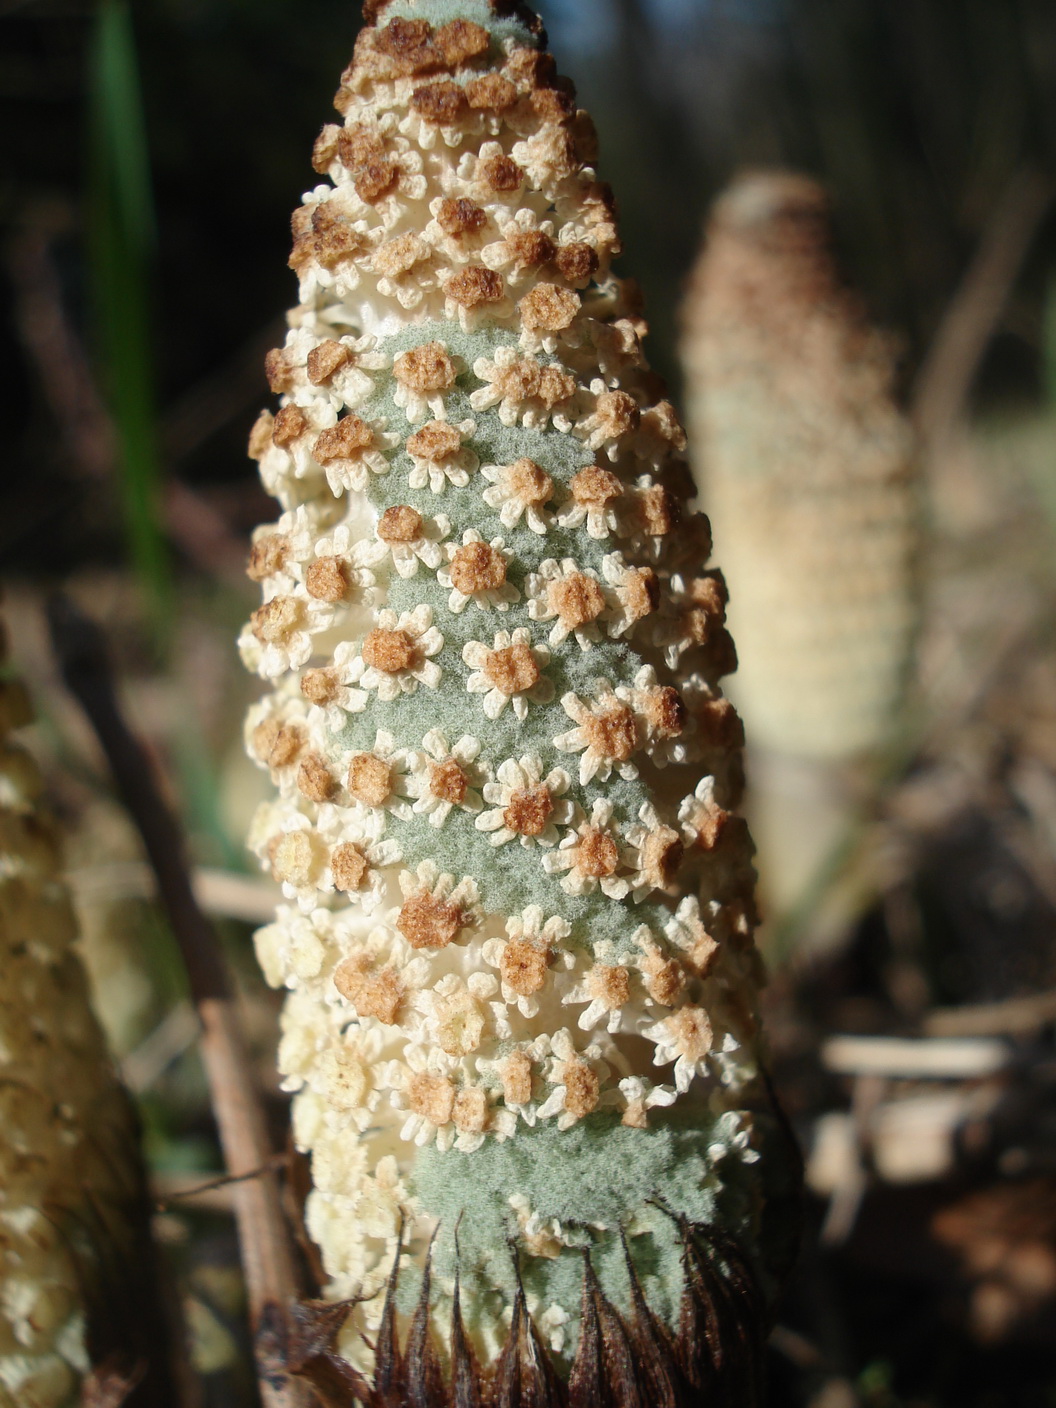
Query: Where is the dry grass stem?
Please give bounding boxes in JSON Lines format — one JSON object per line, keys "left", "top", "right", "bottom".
{"left": 913, "top": 168, "right": 1053, "bottom": 452}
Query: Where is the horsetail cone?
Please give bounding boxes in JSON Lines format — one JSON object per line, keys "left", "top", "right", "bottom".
{"left": 681, "top": 172, "right": 917, "bottom": 763}
{"left": 242, "top": 3, "right": 797, "bottom": 1393}
{"left": 0, "top": 634, "right": 145, "bottom": 1407}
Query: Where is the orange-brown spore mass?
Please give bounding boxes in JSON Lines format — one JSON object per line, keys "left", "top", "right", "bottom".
{"left": 378, "top": 505, "right": 424, "bottom": 543}
{"left": 503, "top": 784, "right": 553, "bottom": 837}
{"left": 583, "top": 705, "right": 638, "bottom": 763}
{"left": 483, "top": 644, "right": 540, "bottom": 696}
{"left": 397, "top": 892, "right": 466, "bottom": 950}
{"left": 428, "top": 758, "right": 468, "bottom": 805}
{"left": 346, "top": 753, "right": 392, "bottom": 808}
{"left": 500, "top": 939, "right": 550, "bottom": 996}
{"left": 449, "top": 542, "right": 507, "bottom": 595}
{"left": 394, "top": 342, "right": 456, "bottom": 393}
{"left": 362, "top": 628, "right": 416, "bottom": 674}
{"left": 548, "top": 572, "right": 605, "bottom": 629}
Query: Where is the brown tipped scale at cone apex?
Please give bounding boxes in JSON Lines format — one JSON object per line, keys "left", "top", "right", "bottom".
{"left": 241, "top": 0, "right": 798, "bottom": 1392}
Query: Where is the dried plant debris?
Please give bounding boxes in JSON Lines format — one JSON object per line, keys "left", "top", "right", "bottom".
{"left": 681, "top": 171, "right": 918, "bottom": 763}
{"left": 932, "top": 1179, "right": 1056, "bottom": 1345}
{"left": 283, "top": 1218, "right": 766, "bottom": 1406}
{"left": 0, "top": 621, "right": 159, "bottom": 1408}
{"left": 240, "top": 0, "right": 799, "bottom": 1396}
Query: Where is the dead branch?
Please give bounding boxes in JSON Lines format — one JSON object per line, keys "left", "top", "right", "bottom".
{"left": 66, "top": 859, "right": 281, "bottom": 925}
{"left": 913, "top": 168, "right": 1053, "bottom": 451}
{"left": 6, "top": 209, "right": 250, "bottom": 583}
{"left": 162, "top": 316, "right": 286, "bottom": 464}
{"left": 822, "top": 1034, "right": 1011, "bottom": 1079}
{"left": 153, "top": 1157, "right": 288, "bottom": 1213}
{"left": 925, "top": 988, "right": 1056, "bottom": 1038}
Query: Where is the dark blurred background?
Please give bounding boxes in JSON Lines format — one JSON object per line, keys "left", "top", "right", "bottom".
{"left": 3, "top": 3, "right": 1056, "bottom": 1406}
{"left": 5, "top": 0, "right": 1056, "bottom": 578}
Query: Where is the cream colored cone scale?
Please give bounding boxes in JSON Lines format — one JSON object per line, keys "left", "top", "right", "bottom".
{"left": 0, "top": 642, "right": 142, "bottom": 1408}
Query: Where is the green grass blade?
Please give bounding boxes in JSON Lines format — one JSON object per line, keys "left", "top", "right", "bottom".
{"left": 87, "top": 0, "right": 172, "bottom": 637}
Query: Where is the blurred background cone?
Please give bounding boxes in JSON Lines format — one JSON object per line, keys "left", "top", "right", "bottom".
{"left": 681, "top": 171, "right": 919, "bottom": 957}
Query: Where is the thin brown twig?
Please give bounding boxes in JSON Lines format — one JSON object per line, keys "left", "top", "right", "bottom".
{"left": 6, "top": 206, "right": 115, "bottom": 480}
{"left": 6, "top": 208, "right": 250, "bottom": 583}
{"left": 925, "top": 986, "right": 1056, "bottom": 1038}
{"left": 912, "top": 167, "right": 1053, "bottom": 450}
{"left": 154, "top": 1155, "right": 289, "bottom": 1211}
{"left": 163, "top": 478, "right": 252, "bottom": 582}
{"left": 162, "top": 315, "right": 286, "bottom": 464}
{"left": 48, "top": 595, "right": 308, "bottom": 1408}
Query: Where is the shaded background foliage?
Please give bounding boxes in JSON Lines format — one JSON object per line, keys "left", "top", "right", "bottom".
{"left": 3, "top": 2, "right": 1056, "bottom": 1406}
{"left": 5, "top": 0, "right": 1056, "bottom": 576}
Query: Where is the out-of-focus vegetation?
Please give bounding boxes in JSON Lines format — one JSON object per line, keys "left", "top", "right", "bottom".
{"left": 2, "top": 0, "right": 1056, "bottom": 1404}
